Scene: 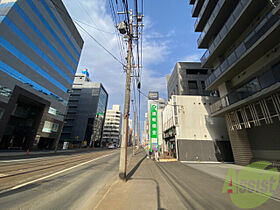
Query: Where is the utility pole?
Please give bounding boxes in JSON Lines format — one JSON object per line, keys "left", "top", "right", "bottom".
{"left": 119, "top": 9, "right": 133, "bottom": 181}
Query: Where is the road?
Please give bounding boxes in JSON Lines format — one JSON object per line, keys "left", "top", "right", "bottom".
{"left": 0, "top": 149, "right": 127, "bottom": 210}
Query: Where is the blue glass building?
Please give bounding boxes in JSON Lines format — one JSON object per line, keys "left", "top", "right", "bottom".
{"left": 61, "top": 72, "right": 108, "bottom": 148}
{"left": 0, "top": 0, "right": 83, "bottom": 150}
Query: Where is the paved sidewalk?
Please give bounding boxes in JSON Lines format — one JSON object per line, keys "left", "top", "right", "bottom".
{"left": 95, "top": 150, "right": 185, "bottom": 210}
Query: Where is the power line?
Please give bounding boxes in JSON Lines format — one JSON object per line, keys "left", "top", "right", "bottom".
{"left": 74, "top": 19, "right": 115, "bottom": 34}
{"left": 74, "top": 21, "right": 125, "bottom": 67}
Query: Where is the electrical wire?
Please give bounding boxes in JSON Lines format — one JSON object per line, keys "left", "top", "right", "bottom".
{"left": 74, "top": 21, "right": 125, "bottom": 67}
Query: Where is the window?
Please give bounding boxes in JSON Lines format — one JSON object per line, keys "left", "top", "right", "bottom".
{"left": 188, "top": 81, "right": 198, "bottom": 89}
{"left": 42, "top": 121, "right": 59, "bottom": 133}
{"left": 186, "top": 69, "right": 208, "bottom": 75}
{"left": 201, "top": 81, "right": 206, "bottom": 89}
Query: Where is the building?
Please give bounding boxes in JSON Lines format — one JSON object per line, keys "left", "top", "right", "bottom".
{"left": 0, "top": 0, "right": 83, "bottom": 150}
{"left": 162, "top": 95, "right": 232, "bottom": 161}
{"left": 61, "top": 71, "right": 108, "bottom": 148}
{"left": 102, "top": 105, "right": 122, "bottom": 147}
{"left": 190, "top": 0, "right": 280, "bottom": 165}
{"left": 167, "top": 62, "right": 214, "bottom": 99}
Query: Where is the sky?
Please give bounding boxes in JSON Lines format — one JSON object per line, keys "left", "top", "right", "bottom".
{"left": 62, "top": 0, "right": 205, "bottom": 134}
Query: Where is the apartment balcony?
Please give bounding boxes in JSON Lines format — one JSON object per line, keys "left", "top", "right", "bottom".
{"left": 190, "top": 0, "right": 196, "bottom": 5}
{"left": 197, "top": 0, "right": 239, "bottom": 48}
{"left": 192, "top": 0, "right": 205, "bottom": 17}
{"left": 201, "top": 0, "right": 267, "bottom": 68}
{"left": 205, "top": 11, "right": 280, "bottom": 90}
{"left": 209, "top": 61, "right": 280, "bottom": 116}
{"left": 194, "top": 0, "right": 218, "bottom": 32}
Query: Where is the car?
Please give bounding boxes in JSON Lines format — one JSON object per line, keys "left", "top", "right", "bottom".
{"left": 108, "top": 144, "right": 115, "bottom": 149}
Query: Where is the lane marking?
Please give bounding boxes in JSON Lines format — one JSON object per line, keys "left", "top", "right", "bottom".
{"left": 0, "top": 151, "right": 108, "bottom": 163}
{"left": 0, "top": 156, "right": 53, "bottom": 163}
{"left": 0, "top": 152, "right": 117, "bottom": 193}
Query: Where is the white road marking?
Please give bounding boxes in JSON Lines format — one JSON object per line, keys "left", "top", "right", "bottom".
{"left": 1, "top": 152, "right": 117, "bottom": 192}
{"left": 0, "top": 156, "right": 55, "bottom": 163}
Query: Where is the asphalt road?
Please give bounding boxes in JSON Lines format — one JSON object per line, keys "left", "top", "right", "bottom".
{"left": 0, "top": 149, "right": 126, "bottom": 210}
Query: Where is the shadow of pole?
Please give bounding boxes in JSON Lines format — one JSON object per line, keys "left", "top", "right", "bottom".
{"left": 126, "top": 154, "right": 147, "bottom": 180}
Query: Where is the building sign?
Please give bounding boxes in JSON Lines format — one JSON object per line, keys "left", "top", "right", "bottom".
{"left": 148, "top": 91, "right": 159, "bottom": 100}
{"left": 150, "top": 104, "right": 158, "bottom": 152}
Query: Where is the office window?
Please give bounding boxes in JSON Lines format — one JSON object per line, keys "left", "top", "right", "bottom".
{"left": 188, "top": 81, "right": 198, "bottom": 89}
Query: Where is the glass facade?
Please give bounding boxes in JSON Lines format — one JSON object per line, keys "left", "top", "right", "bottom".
{"left": 96, "top": 87, "right": 108, "bottom": 114}
{"left": 92, "top": 87, "right": 108, "bottom": 144}
{"left": 0, "top": 0, "right": 83, "bottom": 106}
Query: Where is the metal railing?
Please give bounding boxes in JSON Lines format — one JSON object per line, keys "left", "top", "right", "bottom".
{"left": 210, "top": 62, "right": 280, "bottom": 114}
{"left": 201, "top": 0, "right": 250, "bottom": 66}
{"left": 197, "top": 0, "right": 225, "bottom": 46}
{"left": 194, "top": 0, "right": 210, "bottom": 30}
{"left": 205, "top": 11, "right": 279, "bottom": 88}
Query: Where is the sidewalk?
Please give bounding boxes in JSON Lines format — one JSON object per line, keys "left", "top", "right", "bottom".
{"left": 95, "top": 150, "right": 185, "bottom": 210}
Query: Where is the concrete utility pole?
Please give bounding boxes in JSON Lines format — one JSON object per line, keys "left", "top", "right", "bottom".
{"left": 119, "top": 9, "right": 133, "bottom": 181}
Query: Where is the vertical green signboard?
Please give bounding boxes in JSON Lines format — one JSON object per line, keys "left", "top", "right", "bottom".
{"left": 150, "top": 104, "right": 158, "bottom": 152}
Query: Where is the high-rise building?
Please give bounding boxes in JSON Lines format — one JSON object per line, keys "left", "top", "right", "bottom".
{"left": 167, "top": 62, "right": 214, "bottom": 99}
{"left": 102, "top": 105, "right": 122, "bottom": 147}
{"left": 61, "top": 71, "right": 108, "bottom": 148}
{"left": 190, "top": 0, "right": 280, "bottom": 165}
{"left": 0, "top": 0, "right": 83, "bottom": 150}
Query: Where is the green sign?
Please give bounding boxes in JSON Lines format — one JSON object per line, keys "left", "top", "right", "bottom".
{"left": 150, "top": 104, "right": 158, "bottom": 152}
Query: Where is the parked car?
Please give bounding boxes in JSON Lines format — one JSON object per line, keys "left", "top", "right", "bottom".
{"left": 108, "top": 144, "right": 116, "bottom": 149}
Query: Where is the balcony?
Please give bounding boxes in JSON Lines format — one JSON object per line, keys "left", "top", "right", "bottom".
{"left": 197, "top": 0, "right": 239, "bottom": 48}
{"left": 192, "top": 0, "right": 205, "bottom": 17}
{"left": 194, "top": 0, "right": 218, "bottom": 32}
{"left": 210, "top": 61, "right": 280, "bottom": 115}
{"left": 205, "top": 11, "right": 280, "bottom": 90}
{"left": 201, "top": 0, "right": 267, "bottom": 68}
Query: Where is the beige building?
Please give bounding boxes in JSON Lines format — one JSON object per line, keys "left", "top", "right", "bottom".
{"left": 102, "top": 105, "right": 122, "bottom": 147}
{"left": 163, "top": 95, "right": 233, "bottom": 161}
